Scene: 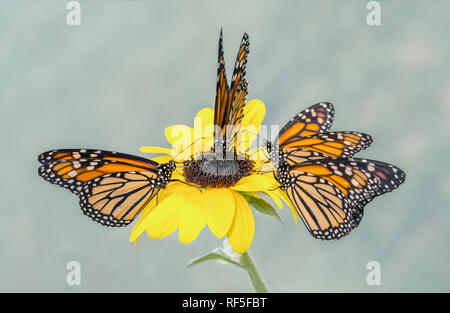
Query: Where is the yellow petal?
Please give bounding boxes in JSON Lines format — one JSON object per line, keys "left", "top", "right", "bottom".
{"left": 279, "top": 190, "right": 298, "bottom": 224}
{"left": 129, "top": 192, "right": 182, "bottom": 242}
{"left": 130, "top": 193, "right": 159, "bottom": 242}
{"left": 145, "top": 193, "right": 182, "bottom": 239}
{"left": 150, "top": 155, "right": 173, "bottom": 164}
{"left": 140, "top": 146, "right": 174, "bottom": 155}
{"left": 238, "top": 99, "right": 266, "bottom": 148}
{"left": 234, "top": 129, "right": 254, "bottom": 155}
{"left": 194, "top": 108, "right": 214, "bottom": 131}
{"left": 138, "top": 182, "right": 184, "bottom": 219}
{"left": 129, "top": 204, "right": 153, "bottom": 242}
{"left": 194, "top": 108, "right": 215, "bottom": 155}
{"left": 247, "top": 147, "right": 271, "bottom": 164}
{"left": 202, "top": 188, "right": 235, "bottom": 238}
{"left": 241, "top": 99, "right": 265, "bottom": 129}
{"left": 232, "top": 173, "right": 277, "bottom": 193}
{"left": 227, "top": 191, "right": 255, "bottom": 254}
{"left": 200, "top": 124, "right": 215, "bottom": 154}
{"left": 263, "top": 189, "right": 283, "bottom": 209}
{"left": 193, "top": 109, "right": 214, "bottom": 158}
{"left": 178, "top": 191, "right": 206, "bottom": 244}
{"left": 171, "top": 170, "right": 186, "bottom": 181}
{"left": 130, "top": 182, "right": 190, "bottom": 242}
{"left": 165, "top": 125, "right": 194, "bottom": 159}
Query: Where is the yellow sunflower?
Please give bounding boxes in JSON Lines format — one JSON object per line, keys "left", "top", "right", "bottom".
{"left": 130, "top": 99, "right": 294, "bottom": 254}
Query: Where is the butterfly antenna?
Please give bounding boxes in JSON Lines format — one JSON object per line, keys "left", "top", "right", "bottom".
{"left": 169, "top": 178, "right": 203, "bottom": 193}
{"left": 252, "top": 161, "right": 275, "bottom": 175}
{"left": 238, "top": 128, "right": 273, "bottom": 154}
{"left": 171, "top": 136, "right": 207, "bottom": 161}
{"left": 246, "top": 146, "right": 270, "bottom": 163}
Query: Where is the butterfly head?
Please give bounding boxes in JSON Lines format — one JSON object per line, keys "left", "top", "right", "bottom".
{"left": 168, "top": 160, "right": 176, "bottom": 171}
{"left": 156, "top": 161, "right": 176, "bottom": 188}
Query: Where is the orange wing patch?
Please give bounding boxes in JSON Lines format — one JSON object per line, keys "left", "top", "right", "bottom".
{"left": 282, "top": 132, "right": 373, "bottom": 160}
{"left": 281, "top": 158, "right": 405, "bottom": 240}
{"left": 278, "top": 102, "right": 335, "bottom": 147}
{"left": 79, "top": 172, "right": 159, "bottom": 226}
{"left": 38, "top": 149, "right": 161, "bottom": 196}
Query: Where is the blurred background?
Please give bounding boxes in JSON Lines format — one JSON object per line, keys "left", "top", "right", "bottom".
{"left": 1, "top": 0, "right": 449, "bottom": 292}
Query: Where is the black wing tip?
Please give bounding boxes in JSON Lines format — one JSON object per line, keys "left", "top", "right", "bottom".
{"left": 364, "top": 133, "right": 374, "bottom": 144}
{"left": 345, "top": 131, "right": 374, "bottom": 146}
{"left": 317, "top": 101, "right": 334, "bottom": 111}
{"left": 391, "top": 164, "right": 406, "bottom": 184}
{"left": 38, "top": 153, "right": 46, "bottom": 164}
{"left": 308, "top": 226, "right": 354, "bottom": 241}
{"left": 302, "top": 102, "right": 335, "bottom": 120}
{"left": 361, "top": 159, "right": 406, "bottom": 191}
{"left": 38, "top": 149, "right": 57, "bottom": 164}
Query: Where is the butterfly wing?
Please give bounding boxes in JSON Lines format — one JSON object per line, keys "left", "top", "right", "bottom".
{"left": 284, "top": 158, "right": 405, "bottom": 239}
{"left": 214, "top": 29, "right": 230, "bottom": 145}
{"left": 278, "top": 102, "right": 335, "bottom": 147}
{"left": 226, "top": 33, "right": 249, "bottom": 132}
{"left": 78, "top": 171, "right": 159, "bottom": 227}
{"left": 213, "top": 31, "right": 250, "bottom": 153}
{"left": 226, "top": 33, "right": 250, "bottom": 153}
{"left": 282, "top": 131, "right": 373, "bottom": 166}
{"left": 38, "top": 149, "right": 171, "bottom": 226}
{"left": 38, "top": 149, "right": 160, "bottom": 195}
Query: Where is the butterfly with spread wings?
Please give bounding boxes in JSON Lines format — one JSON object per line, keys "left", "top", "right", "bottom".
{"left": 213, "top": 29, "right": 250, "bottom": 158}
{"left": 266, "top": 102, "right": 406, "bottom": 239}
{"left": 38, "top": 149, "right": 176, "bottom": 227}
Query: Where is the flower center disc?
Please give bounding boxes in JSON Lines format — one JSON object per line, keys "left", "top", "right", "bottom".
{"left": 183, "top": 152, "right": 254, "bottom": 188}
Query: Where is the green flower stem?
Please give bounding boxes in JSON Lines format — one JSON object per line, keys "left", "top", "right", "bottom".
{"left": 187, "top": 242, "right": 270, "bottom": 292}
{"left": 240, "top": 251, "right": 268, "bottom": 293}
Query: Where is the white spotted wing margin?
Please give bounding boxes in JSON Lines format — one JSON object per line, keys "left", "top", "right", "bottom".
{"left": 285, "top": 157, "right": 406, "bottom": 240}
{"left": 278, "top": 102, "right": 335, "bottom": 143}
{"left": 78, "top": 171, "right": 160, "bottom": 227}
{"left": 37, "top": 149, "right": 161, "bottom": 196}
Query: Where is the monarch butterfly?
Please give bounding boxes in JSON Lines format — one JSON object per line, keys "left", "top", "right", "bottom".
{"left": 38, "top": 149, "right": 176, "bottom": 227}
{"left": 213, "top": 29, "right": 250, "bottom": 157}
{"left": 183, "top": 30, "right": 254, "bottom": 188}
{"left": 266, "top": 102, "right": 406, "bottom": 239}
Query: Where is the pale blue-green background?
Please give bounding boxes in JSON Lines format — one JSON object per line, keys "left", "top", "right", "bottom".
{"left": 1, "top": 0, "right": 449, "bottom": 292}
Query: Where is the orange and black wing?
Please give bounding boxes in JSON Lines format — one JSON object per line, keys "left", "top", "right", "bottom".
{"left": 278, "top": 102, "right": 335, "bottom": 147}
{"left": 285, "top": 158, "right": 405, "bottom": 239}
{"left": 282, "top": 131, "right": 373, "bottom": 166}
{"left": 213, "top": 31, "right": 250, "bottom": 151}
{"left": 226, "top": 33, "right": 249, "bottom": 142}
{"left": 78, "top": 171, "right": 159, "bottom": 227}
{"left": 38, "top": 149, "right": 160, "bottom": 195}
{"left": 38, "top": 149, "right": 169, "bottom": 226}
{"left": 214, "top": 29, "right": 230, "bottom": 142}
